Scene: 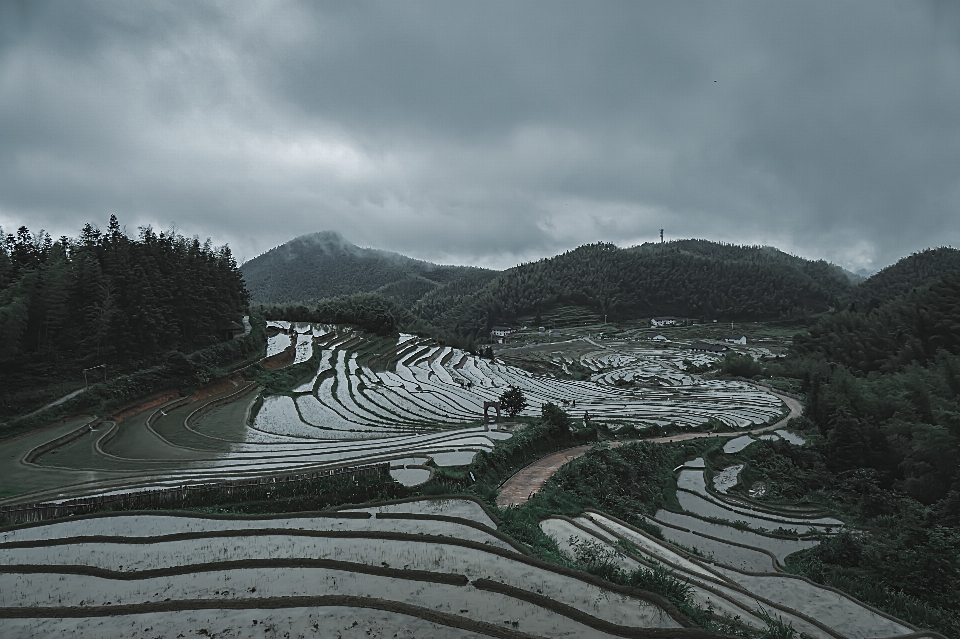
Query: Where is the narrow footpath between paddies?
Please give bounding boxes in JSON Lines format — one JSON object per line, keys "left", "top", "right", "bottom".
{"left": 496, "top": 388, "right": 802, "bottom": 507}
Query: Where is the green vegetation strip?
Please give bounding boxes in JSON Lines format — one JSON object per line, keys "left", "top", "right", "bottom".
{"left": 0, "top": 465, "right": 390, "bottom": 525}
{"left": 700, "top": 479, "right": 829, "bottom": 519}
{"left": 1, "top": 558, "right": 467, "bottom": 586}
{"left": 0, "top": 596, "right": 546, "bottom": 639}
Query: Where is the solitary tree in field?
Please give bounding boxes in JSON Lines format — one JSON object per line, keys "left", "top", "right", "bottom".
{"left": 499, "top": 386, "right": 527, "bottom": 417}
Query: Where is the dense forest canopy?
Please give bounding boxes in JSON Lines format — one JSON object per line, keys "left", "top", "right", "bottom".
{"left": 0, "top": 216, "right": 249, "bottom": 373}
{"left": 240, "top": 231, "right": 497, "bottom": 307}
{"left": 854, "top": 247, "right": 960, "bottom": 304}
{"left": 245, "top": 235, "right": 960, "bottom": 347}
{"left": 795, "top": 268, "right": 960, "bottom": 374}
{"left": 419, "top": 241, "right": 857, "bottom": 340}
{"left": 263, "top": 293, "right": 428, "bottom": 337}
{"left": 762, "top": 265, "right": 960, "bottom": 506}
{"left": 630, "top": 239, "right": 864, "bottom": 288}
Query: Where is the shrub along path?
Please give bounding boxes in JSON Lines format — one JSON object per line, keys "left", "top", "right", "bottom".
{"left": 496, "top": 387, "right": 802, "bottom": 507}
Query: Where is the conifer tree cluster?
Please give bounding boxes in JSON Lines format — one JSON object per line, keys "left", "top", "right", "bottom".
{"left": 0, "top": 216, "right": 249, "bottom": 370}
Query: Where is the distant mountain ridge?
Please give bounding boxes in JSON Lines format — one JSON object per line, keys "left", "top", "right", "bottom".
{"left": 241, "top": 231, "right": 497, "bottom": 307}
{"left": 246, "top": 233, "right": 960, "bottom": 343}
{"left": 420, "top": 240, "right": 862, "bottom": 337}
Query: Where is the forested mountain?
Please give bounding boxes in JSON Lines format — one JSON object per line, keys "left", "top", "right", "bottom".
{"left": 0, "top": 217, "right": 249, "bottom": 412}
{"left": 421, "top": 241, "right": 859, "bottom": 340}
{"left": 773, "top": 266, "right": 960, "bottom": 505}
{"left": 251, "top": 236, "right": 960, "bottom": 349}
{"left": 241, "top": 231, "right": 497, "bottom": 307}
{"left": 795, "top": 267, "right": 960, "bottom": 374}
{"left": 855, "top": 247, "right": 960, "bottom": 304}
{"left": 630, "top": 239, "right": 864, "bottom": 289}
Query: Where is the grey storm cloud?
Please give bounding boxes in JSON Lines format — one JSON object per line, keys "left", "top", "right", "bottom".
{"left": 0, "top": 1, "right": 958, "bottom": 272}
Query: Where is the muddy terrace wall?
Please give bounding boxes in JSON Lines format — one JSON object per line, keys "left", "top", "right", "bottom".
{"left": 0, "top": 462, "right": 390, "bottom": 526}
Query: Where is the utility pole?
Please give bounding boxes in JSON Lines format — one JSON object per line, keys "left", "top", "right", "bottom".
{"left": 83, "top": 364, "right": 106, "bottom": 389}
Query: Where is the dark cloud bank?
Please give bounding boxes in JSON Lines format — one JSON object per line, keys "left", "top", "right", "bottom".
{"left": 1, "top": 1, "right": 958, "bottom": 272}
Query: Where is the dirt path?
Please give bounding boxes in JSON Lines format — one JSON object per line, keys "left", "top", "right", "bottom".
{"left": 496, "top": 387, "right": 802, "bottom": 507}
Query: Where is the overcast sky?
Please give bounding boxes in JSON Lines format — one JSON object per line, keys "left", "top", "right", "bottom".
{"left": 1, "top": 2, "right": 958, "bottom": 272}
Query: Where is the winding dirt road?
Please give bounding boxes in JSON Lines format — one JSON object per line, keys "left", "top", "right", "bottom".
{"left": 496, "top": 388, "right": 802, "bottom": 507}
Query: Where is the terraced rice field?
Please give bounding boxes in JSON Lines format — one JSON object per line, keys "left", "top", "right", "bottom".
{"left": 542, "top": 500, "right": 929, "bottom": 639}
{"left": 273, "top": 332, "right": 785, "bottom": 432}
{"left": 0, "top": 498, "right": 695, "bottom": 639}
{"left": 0, "top": 325, "right": 937, "bottom": 638}
{"left": 1, "top": 324, "right": 787, "bottom": 506}
{"left": 531, "top": 435, "right": 934, "bottom": 639}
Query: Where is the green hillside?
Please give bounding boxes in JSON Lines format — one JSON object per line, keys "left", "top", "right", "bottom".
{"left": 241, "top": 231, "right": 497, "bottom": 307}
{"left": 630, "top": 239, "right": 864, "bottom": 290}
{"left": 795, "top": 267, "right": 960, "bottom": 374}
{"left": 247, "top": 235, "right": 960, "bottom": 351}
{"left": 855, "top": 247, "right": 960, "bottom": 304}
{"left": 422, "top": 240, "right": 860, "bottom": 340}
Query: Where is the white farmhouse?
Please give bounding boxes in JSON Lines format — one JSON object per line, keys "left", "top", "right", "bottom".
{"left": 650, "top": 316, "right": 677, "bottom": 327}
{"left": 724, "top": 334, "right": 747, "bottom": 345}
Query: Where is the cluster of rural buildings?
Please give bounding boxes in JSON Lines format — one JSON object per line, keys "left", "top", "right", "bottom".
{"left": 490, "top": 318, "right": 748, "bottom": 355}
{"left": 490, "top": 325, "right": 561, "bottom": 344}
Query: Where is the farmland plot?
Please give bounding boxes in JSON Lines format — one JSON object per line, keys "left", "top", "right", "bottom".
{"left": 565, "top": 512, "right": 921, "bottom": 639}
{"left": 265, "top": 332, "right": 292, "bottom": 357}
{"left": 0, "top": 501, "right": 689, "bottom": 639}
{"left": 538, "top": 511, "right": 764, "bottom": 634}
{"left": 286, "top": 336, "right": 788, "bottom": 431}
{"left": 2, "top": 324, "right": 784, "bottom": 511}
{"left": 389, "top": 467, "right": 431, "bottom": 485}
{"left": 652, "top": 509, "right": 819, "bottom": 563}
{"left": 293, "top": 332, "right": 313, "bottom": 363}
{"left": 0, "top": 510, "right": 511, "bottom": 549}
{"left": 342, "top": 498, "right": 498, "bottom": 528}
{"left": 677, "top": 470, "right": 843, "bottom": 528}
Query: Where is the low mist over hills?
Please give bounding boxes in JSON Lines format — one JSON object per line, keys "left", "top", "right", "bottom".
{"left": 240, "top": 231, "right": 497, "bottom": 307}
